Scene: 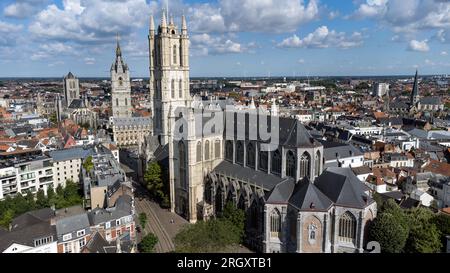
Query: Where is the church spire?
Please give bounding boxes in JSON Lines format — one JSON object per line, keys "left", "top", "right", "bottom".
{"left": 161, "top": 9, "right": 167, "bottom": 28}
{"left": 116, "top": 33, "right": 122, "bottom": 57}
{"left": 411, "top": 69, "right": 419, "bottom": 105}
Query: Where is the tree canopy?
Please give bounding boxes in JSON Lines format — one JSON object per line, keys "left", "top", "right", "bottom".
{"left": 139, "top": 233, "right": 158, "bottom": 253}
{"left": 144, "top": 161, "right": 169, "bottom": 207}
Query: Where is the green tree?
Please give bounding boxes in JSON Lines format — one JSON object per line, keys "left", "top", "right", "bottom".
{"left": 433, "top": 213, "right": 450, "bottom": 251}
{"left": 36, "top": 189, "right": 49, "bottom": 209}
{"left": 0, "top": 209, "right": 14, "bottom": 229}
{"left": 221, "top": 202, "right": 245, "bottom": 241}
{"left": 404, "top": 208, "right": 442, "bottom": 253}
{"left": 49, "top": 113, "right": 57, "bottom": 124}
{"left": 46, "top": 185, "right": 55, "bottom": 204}
{"left": 372, "top": 192, "right": 384, "bottom": 208}
{"left": 368, "top": 212, "right": 409, "bottom": 253}
{"left": 139, "top": 212, "right": 147, "bottom": 230}
{"left": 82, "top": 156, "right": 94, "bottom": 172}
{"left": 139, "top": 233, "right": 159, "bottom": 253}
{"left": 144, "top": 161, "right": 165, "bottom": 201}
{"left": 56, "top": 184, "right": 64, "bottom": 196}
{"left": 25, "top": 191, "right": 36, "bottom": 211}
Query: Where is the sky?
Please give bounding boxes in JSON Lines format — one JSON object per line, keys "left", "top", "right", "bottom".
{"left": 0, "top": 0, "right": 449, "bottom": 78}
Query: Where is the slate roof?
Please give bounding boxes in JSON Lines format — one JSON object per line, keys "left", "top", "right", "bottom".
{"left": 288, "top": 178, "right": 333, "bottom": 211}
{"left": 113, "top": 116, "right": 152, "bottom": 127}
{"left": 319, "top": 140, "right": 363, "bottom": 161}
{"left": 212, "top": 161, "right": 291, "bottom": 191}
{"left": 419, "top": 97, "right": 441, "bottom": 105}
{"left": 49, "top": 147, "right": 94, "bottom": 162}
{"left": 82, "top": 232, "right": 113, "bottom": 253}
{"left": 88, "top": 195, "right": 133, "bottom": 226}
{"left": 265, "top": 179, "right": 295, "bottom": 203}
{"left": 0, "top": 208, "right": 56, "bottom": 252}
{"left": 68, "top": 99, "right": 85, "bottom": 109}
{"left": 55, "top": 213, "right": 90, "bottom": 237}
{"left": 314, "top": 167, "right": 373, "bottom": 208}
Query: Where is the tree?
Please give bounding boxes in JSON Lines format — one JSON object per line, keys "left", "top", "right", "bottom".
{"left": 368, "top": 212, "right": 409, "bottom": 253}
{"left": 56, "top": 184, "right": 64, "bottom": 196}
{"left": 433, "top": 213, "right": 450, "bottom": 252}
{"left": 221, "top": 202, "right": 245, "bottom": 241}
{"left": 82, "top": 156, "right": 94, "bottom": 172}
{"left": 139, "top": 213, "right": 147, "bottom": 230}
{"left": 25, "top": 191, "right": 36, "bottom": 211}
{"left": 404, "top": 208, "right": 442, "bottom": 253}
{"left": 0, "top": 209, "right": 14, "bottom": 229}
{"left": 144, "top": 161, "right": 165, "bottom": 201}
{"left": 139, "top": 233, "right": 158, "bottom": 253}
{"left": 46, "top": 185, "right": 55, "bottom": 204}
{"left": 49, "top": 113, "right": 57, "bottom": 124}
{"left": 36, "top": 189, "right": 49, "bottom": 209}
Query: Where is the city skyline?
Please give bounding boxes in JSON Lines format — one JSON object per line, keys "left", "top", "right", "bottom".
{"left": 0, "top": 0, "right": 449, "bottom": 78}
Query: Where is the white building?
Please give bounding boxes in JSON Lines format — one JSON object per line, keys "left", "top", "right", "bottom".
{"left": 49, "top": 147, "right": 94, "bottom": 187}
{"left": 372, "top": 83, "right": 389, "bottom": 97}
{"left": 0, "top": 166, "right": 18, "bottom": 200}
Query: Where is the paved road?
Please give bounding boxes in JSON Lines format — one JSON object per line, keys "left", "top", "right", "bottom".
{"left": 133, "top": 182, "right": 188, "bottom": 253}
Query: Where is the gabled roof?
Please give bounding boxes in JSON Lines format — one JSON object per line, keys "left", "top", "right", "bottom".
{"left": 314, "top": 167, "right": 373, "bottom": 208}
{"left": 288, "top": 178, "right": 333, "bottom": 211}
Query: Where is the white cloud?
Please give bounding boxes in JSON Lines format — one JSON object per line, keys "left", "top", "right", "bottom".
{"left": 407, "top": 39, "right": 430, "bottom": 52}
{"left": 84, "top": 57, "right": 95, "bottom": 65}
{"left": 277, "top": 26, "right": 364, "bottom": 49}
{"left": 0, "top": 21, "right": 23, "bottom": 47}
{"left": 3, "top": 0, "right": 48, "bottom": 19}
{"left": 190, "top": 33, "right": 248, "bottom": 55}
{"left": 298, "top": 59, "right": 305, "bottom": 64}
{"left": 30, "top": 42, "right": 75, "bottom": 60}
{"left": 441, "top": 51, "right": 448, "bottom": 56}
{"left": 29, "top": 0, "right": 156, "bottom": 44}
{"left": 186, "top": 0, "right": 319, "bottom": 33}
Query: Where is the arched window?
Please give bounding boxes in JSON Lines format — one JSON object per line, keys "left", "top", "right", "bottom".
{"left": 173, "top": 45, "right": 177, "bottom": 64}
{"left": 338, "top": 212, "right": 356, "bottom": 243}
{"left": 205, "top": 140, "right": 210, "bottom": 160}
{"left": 116, "top": 98, "right": 119, "bottom": 107}
{"left": 196, "top": 141, "right": 202, "bottom": 162}
{"left": 215, "top": 187, "right": 224, "bottom": 214}
{"left": 270, "top": 209, "right": 281, "bottom": 238}
{"left": 179, "top": 141, "right": 187, "bottom": 189}
{"left": 249, "top": 201, "right": 258, "bottom": 229}
{"left": 259, "top": 150, "right": 268, "bottom": 171}
{"left": 246, "top": 142, "right": 255, "bottom": 168}
{"left": 179, "top": 79, "right": 183, "bottom": 98}
{"left": 215, "top": 140, "right": 221, "bottom": 159}
{"left": 315, "top": 151, "right": 321, "bottom": 177}
{"left": 236, "top": 141, "right": 244, "bottom": 165}
{"left": 299, "top": 152, "right": 311, "bottom": 179}
{"left": 308, "top": 223, "right": 317, "bottom": 241}
{"left": 225, "top": 141, "right": 233, "bottom": 162}
{"left": 271, "top": 149, "right": 281, "bottom": 174}
{"left": 286, "top": 150, "right": 296, "bottom": 178}
{"left": 119, "top": 77, "right": 123, "bottom": 86}
{"left": 171, "top": 79, "right": 175, "bottom": 99}
{"left": 125, "top": 98, "right": 128, "bottom": 106}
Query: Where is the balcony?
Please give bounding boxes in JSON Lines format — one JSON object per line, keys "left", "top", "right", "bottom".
{"left": 0, "top": 172, "right": 16, "bottom": 179}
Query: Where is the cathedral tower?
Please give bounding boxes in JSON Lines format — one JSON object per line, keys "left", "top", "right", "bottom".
{"left": 111, "top": 36, "right": 133, "bottom": 118}
{"left": 63, "top": 72, "right": 80, "bottom": 107}
{"left": 149, "top": 11, "right": 191, "bottom": 145}
{"left": 410, "top": 69, "right": 420, "bottom": 107}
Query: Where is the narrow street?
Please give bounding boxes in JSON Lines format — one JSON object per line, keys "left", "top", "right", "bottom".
{"left": 133, "top": 181, "right": 188, "bottom": 253}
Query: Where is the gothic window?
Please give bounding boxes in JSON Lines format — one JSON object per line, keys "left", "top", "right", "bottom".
{"left": 205, "top": 140, "right": 210, "bottom": 160}
{"left": 299, "top": 152, "right": 311, "bottom": 179}
{"left": 119, "top": 77, "right": 123, "bottom": 86}
{"left": 125, "top": 98, "right": 128, "bottom": 106}
{"left": 116, "top": 98, "right": 119, "bottom": 107}
{"left": 173, "top": 45, "right": 177, "bottom": 65}
{"left": 315, "top": 151, "right": 321, "bottom": 177}
{"left": 338, "top": 212, "right": 356, "bottom": 243}
{"left": 286, "top": 150, "right": 296, "bottom": 178}
{"left": 270, "top": 209, "right": 281, "bottom": 238}
{"left": 246, "top": 142, "right": 255, "bottom": 168}
{"left": 179, "top": 79, "right": 183, "bottom": 98}
{"left": 225, "top": 141, "right": 233, "bottom": 162}
{"left": 196, "top": 141, "right": 202, "bottom": 162}
{"left": 249, "top": 201, "right": 258, "bottom": 229}
{"left": 179, "top": 141, "right": 187, "bottom": 189}
{"left": 171, "top": 80, "right": 175, "bottom": 99}
{"left": 259, "top": 150, "right": 268, "bottom": 171}
{"left": 271, "top": 149, "right": 281, "bottom": 175}
{"left": 236, "top": 141, "right": 244, "bottom": 165}
{"left": 215, "top": 140, "right": 221, "bottom": 159}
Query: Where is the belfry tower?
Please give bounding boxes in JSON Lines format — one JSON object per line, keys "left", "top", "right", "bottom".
{"left": 149, "top": 11, "right": 191, "bottom": 145}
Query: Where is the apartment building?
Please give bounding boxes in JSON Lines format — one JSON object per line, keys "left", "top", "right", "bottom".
{"left": 49, "top": 147, "right": 94, "bottom": 187}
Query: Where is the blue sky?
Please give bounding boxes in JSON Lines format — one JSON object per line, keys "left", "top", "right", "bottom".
{"left": 0, "top": 0, "right": 449, "bottom": 77}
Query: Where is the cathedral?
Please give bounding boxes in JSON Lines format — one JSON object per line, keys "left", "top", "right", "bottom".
{"left": 143, "top": 11, "right": 376, "bottom": 253}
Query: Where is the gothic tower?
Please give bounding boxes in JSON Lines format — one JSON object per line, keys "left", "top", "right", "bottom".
{"left": 111, "top": 36, "right": 133, "bottom": 118}
{"left": 63, "top": 72, "right": 80, "bottom": 107}
{"left": 410, "top": 69, "right": 420, "bottom": 107}
{"left": 149, "top": 11, "right": 191, "bottom": 145}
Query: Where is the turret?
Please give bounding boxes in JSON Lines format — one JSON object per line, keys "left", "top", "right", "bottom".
{"left": 181, "top": 14, "right": 187, "bottom": 35}
{"left": 161, "top": 9, "right": 167, "bottom": 31}
{"left": 149, "top": 14, "right": 155, "bottom": 35}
